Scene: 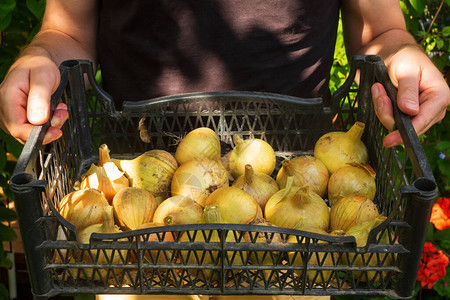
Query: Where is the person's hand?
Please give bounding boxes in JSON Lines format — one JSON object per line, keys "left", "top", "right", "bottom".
{"left": 0, "top": 55, "right": 69, "bottom": 144}
{"left": 371, "top": 45, "right": 450, "bottom": 148}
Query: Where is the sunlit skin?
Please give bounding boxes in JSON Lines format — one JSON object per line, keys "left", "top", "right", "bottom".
{"left": 0, "top": 0, "right": 449, "bottom": 147}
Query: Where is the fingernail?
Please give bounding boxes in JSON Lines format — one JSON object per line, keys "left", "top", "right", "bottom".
{"left": 28, "top": 109, "right": 47, "bottom": 124}
{"left": 404, "top": 100, "right": 418, "bottom": 111}
{"left": 372, "top": 84, "right": 380, "bottom": 99}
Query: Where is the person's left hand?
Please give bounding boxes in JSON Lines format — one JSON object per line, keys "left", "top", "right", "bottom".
{"left": 371, "top": 45, "right": 450, "bottom": 147}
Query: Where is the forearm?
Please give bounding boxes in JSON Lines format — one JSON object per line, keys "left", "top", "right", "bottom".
{"left": 348, "top": 28, "right": 421, "bottom": 68}
{"left": 16, "top": 29, "right": 96, "bottom": 68}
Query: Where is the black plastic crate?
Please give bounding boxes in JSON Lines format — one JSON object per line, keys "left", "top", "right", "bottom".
{"left": 10, "top": 55, "right": 437, "bottom": 299}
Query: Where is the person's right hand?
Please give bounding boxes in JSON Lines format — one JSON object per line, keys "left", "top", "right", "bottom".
{"left": 0, "top": 55, "right": 69, "bottom": 144}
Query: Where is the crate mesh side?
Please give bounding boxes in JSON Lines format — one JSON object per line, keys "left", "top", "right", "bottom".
{"left": 29, "top": 63, "right": 421, "bottom": 298}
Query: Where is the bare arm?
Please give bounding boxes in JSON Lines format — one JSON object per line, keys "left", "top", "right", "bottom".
{"left": 0, "top": 0, "right": 98, "bottom": 144}
{"left": 341, "top": 0, "right": 450, "bottom": 147}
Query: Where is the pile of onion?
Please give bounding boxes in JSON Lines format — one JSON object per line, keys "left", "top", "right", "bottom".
{"left": 314, "top": 121, "right": 368, "bottom": 174}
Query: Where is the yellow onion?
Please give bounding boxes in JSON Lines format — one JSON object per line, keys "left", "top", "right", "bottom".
{"left": 229, "top": 135, "right": 276, "bottom": 178}
{"left": 136, "top": 222, "right": 175, "bottom": 265}
{"left": 276, "top": 155, "right": 329, "bottom": 198}
{"left": 248, "top": 218, "right": 284, "bottom": 282}
{"left": 171, "top": 158, "right": 229, "bottom": 207}
{"left": 204, "top": 186, "right": 262, "bottom": 224}
{"left": 113, "top": 149, "right": 178, "bottom": 204}
{"left": 77, "top": 206, "right": 125, "bottom": 281}
{"left": 344, "top": 216, "right": 394, "bottom": 282}
{"left": 328, "top": 163, "right": 376, "bottom": 206}
{"left": 314, "top": 122, "right": 368, "bottom": 174}
{"left": 112, "top": 187, "right": 158, "bottom": 231}
{"left": 329, "top": 195, "right": 379, "bottom": 232}
{"left": 179, "top": 227, "right": 247, "bottom": 282}
{"left": 265, "top": 178, "right": 329, "bottom": 231}
{"left": 287, "top": 226, "right": 341, "bottom": 285}
{"left": 232, "top": 164, "right": 279, "bottom": 211}
{"left": 80, "top": 144, "right": 130, "bottom": 203}
{"left": 175, "top": 127, "right": 221, "bottom": 165}
{"left": 153, "top": 195, "right": 204, "bottom": 225}
{"left": 58, "top": 188, "right": 110, "bottom": 232}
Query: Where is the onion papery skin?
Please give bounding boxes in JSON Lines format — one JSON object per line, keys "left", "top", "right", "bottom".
{"left": 153, "top": 195, "right": 204, "bottom": 225}
{"left": 112, "top": 187, "right": 158, "bottom": 231}
{"left": 175, "top": 127, "right": 221, "bottom": 165}
{"left": 287, "top": 226, "right": 336, "bottom": 284}
{"left": 276, "top": 156, "right": 329, "bottom": 198}
{"left": 204, "top": 186, "right": 262, "bottom": 224}
{"left": 229, "top": 135, "right": 276, "bottom": 178}
{"left": 344, "top": 216, "right": 394, "bottom": 282}
{"left": 232, "top": 164, "right": 279, "bottom": 211}
{"left": 265, "top": 182, "right": 329, "bottom": 232}
{"left": 328, "top": 163, "right": 376, "bottom": 206}
{"left": 58, "top": 188, "right": 110, "bottom": 232}
{"left": 113, "top": 149, "right": 178, "bottom": 204}
{"left": 171, "top": 158, "right": 229, "bottom": 207}
{"left": 314, "top": 121, "right": 368, "bottom": 174}
{"left": 329, "top": 195, "right": 379, "bottom": 232}
{"left": 76, "top": 206, "right": 125, "bottom": 281}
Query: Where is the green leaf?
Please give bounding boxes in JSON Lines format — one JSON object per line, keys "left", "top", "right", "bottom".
{"left": 0, "top": 0, "right": 16, "bottom": 18}
{"left": 409, "top": 0, "right": 426, "bottom": 15}
{"left": 443, "top": 26, "right": 450, "bottom": 37}
{"left": 0, "top": 129, "right": 23, "bottom": 159}
{"left": 436, "top": 141, "right": 450, "bottom": 152}
{"left": 26, "top": 0, "right": 45, "bottom": 20}
{"left": 0, "top": 13, "right": 12, "bottom": 31}
{"left": 433, "top": 271, "right": 450, "bottom": 297}
{"left": 436, "top": 38, "right": 444, "bottom": 50}
{"left": 0, "top": 223, "right": 16, "bottom": 242}
{"left": 0, "top": 144, "right": 5, "bottom": 173}
{"left": 432, "top": 227, "right": 450, "bottom": 243}
{"left": 0, "top": 207, "right": 16, "bottom": 223}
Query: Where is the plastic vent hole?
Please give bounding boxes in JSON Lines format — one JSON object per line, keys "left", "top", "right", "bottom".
{"left": 413, "top": 178, "right": 436, "bottom": 192}
{"left": 11, "top": 173, "right": 34, "bottom": 185}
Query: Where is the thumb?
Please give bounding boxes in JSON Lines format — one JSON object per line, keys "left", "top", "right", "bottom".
{"left": 27, "top": 64, "right": 60, "bottom": 125}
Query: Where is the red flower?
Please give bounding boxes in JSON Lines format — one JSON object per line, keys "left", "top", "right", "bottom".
{"left": 417, "top": 242, "right": 449, "bottom": 289}
{"left": 430, "top": 197, "right": 450, "bottom": 230}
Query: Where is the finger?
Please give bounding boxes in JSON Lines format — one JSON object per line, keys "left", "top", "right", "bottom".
{"left": 395, "top": 71, "right": 420, "bottom": 116}
{"left": 383, "top": 130, "right": 403, "bottom": 148}
{"left": 27, "top": 65, "right": 60, "bottom": 125}
{"left": 50, "top": 103, "right": 69, "bottom": 129}
{"left": 42, "top": 127, "right": 63, "bottom": 145}
{"left": 372, "top": 83, "right": 395, "bottom": 131}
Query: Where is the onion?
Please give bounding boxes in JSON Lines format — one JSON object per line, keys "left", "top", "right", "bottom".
{"left": 175, "top": 127, "right": 221, "bottom": 165}
{"left": 264, "top": 177, "right": 329, "bottom": 231}
{"left": 287, "top": 226, "right": 339, "bottom": 285}
{"left": 58, "top": 188, "right": 110, "bottom": 232}
{"left": 329, "top": 195, "right": 379, "bottom": 232}
{"left": 232, "top": 164, "right": 279, "bottom": 211}
{"left": 171, "top": 158, "right": 229, "bottom": 207}
{"left": 77, "top": 206, "right": 125, "bottom": 281}
{"left": 328, "top": 163, "right": 376, "bottom": 206}
{"left": 137, "top": 222, "right": 175, "bottom": 265}
{"left": 344, "top": 216, "right": 394, "bottom": 282}
{"left": 229, "top": 135, "right": 276, "bottom": 178}
{"left": 276, "top": 155, "right": 329, "bottom": 198}
{"left": 204, "top": 186, "right": 262, "bottom": 224}
{"left": 314, "top": 121, "right": 368, "bottom": 174}
{"left": 153, "top": 195, "right": 204, "bottom": 225}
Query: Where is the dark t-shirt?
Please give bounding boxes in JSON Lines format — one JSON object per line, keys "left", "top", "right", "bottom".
{"left": 97, "top": 0, "right": 340, "bottom": 108}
